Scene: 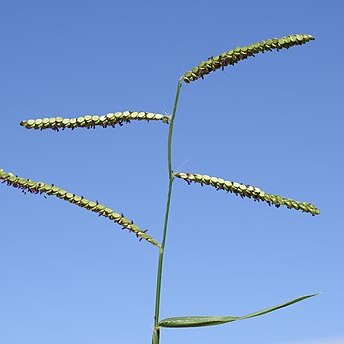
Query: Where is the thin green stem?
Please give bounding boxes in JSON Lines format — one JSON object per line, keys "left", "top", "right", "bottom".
{"left": 152, "top": 78, "right": 183, "bottom": 344}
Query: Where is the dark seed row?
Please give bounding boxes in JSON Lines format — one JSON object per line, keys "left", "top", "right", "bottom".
{"left": 0, "top": 168, "right": 160, "bottom": 246}
{"left": 20, "top": 111, "right": 170, "bottom": 131}
{"left": 174, "top": 172, "right": 319, "bottom": 216}
{"left": 182, "top": 34, "right": 314, "bottom": 83}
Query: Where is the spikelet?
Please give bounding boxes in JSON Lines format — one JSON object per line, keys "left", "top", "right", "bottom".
{"left": 20, "top": 111, "right": 170, "bottom": 131}
{"left": 0, "top": 168, "right": 160, "bottom": 247}
{"left": 174, "top": 172, "right": 320, "bottom": 216}
{"left": 182, "top": 34, "right": 314, "bottom": 83}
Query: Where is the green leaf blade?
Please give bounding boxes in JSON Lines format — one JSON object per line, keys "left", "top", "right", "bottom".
{"left": 239, "top": 294, "right": 318, "bottom": 320}
{"left": 158, "top": 294, "right": 317, "bottom": 328}
{"left": 158, "top": 315, "right": 239, "bottom": 328}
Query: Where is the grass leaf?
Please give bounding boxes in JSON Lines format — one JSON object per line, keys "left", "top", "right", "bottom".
{"left": 159, "top": 294, "right": 317, "bottom": 328}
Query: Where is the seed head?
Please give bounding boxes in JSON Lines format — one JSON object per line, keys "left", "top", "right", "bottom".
{"left": 0, "top": 168, "right": 160, "bottom": 246}
{"left": 182, "top": 34, "right": 315, "bottom": 83}
{"left": 174, "top": 171, "right": 320, "bottom": 216}
{"left": 20, "top": 112, "right": 170, "bottom": 131}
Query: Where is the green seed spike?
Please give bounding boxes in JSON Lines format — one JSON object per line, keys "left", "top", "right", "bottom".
{"left": 182, "top": 34, "right": 314, "bottom": 83}
{"left": 174, "top": 172, "right": 320, "bottom": 216}
{"left": 0, "top": 168, "right": 160, "bottom": 247}
{"left": 20, "top": 111, "right": 171, "bottom": 131}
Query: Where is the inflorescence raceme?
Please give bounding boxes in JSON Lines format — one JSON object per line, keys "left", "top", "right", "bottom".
{"left": 0, "top": 168, "right": 160, "bottom": 247}
{"left": 174, "top": 172, "right": 320, "bottom": 216}
{"left": 182, "top": 34, "right": 314, "bottom": 83}
{"left": 20, "top": 111, "right": 170, "bottom": 131}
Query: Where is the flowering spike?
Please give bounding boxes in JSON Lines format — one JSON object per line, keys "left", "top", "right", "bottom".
{"left": 182, "top": 34, "right": 314, "bottom": 83}
{"left": 20, "top": 112, "right": 170, "bottom": 131}
{"left": 174, "top": 172, "right": 320, "bottom": 216}
{"left": 0, "top": 168, "right": 160, "bottom": 247}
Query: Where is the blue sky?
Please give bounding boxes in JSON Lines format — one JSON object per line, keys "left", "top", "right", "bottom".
{"left": 0, "top": 1, "right": 343, "bottom": 343}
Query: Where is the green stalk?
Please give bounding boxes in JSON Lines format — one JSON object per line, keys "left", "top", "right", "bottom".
{"left": 152, "top": 78, "right": 183, "bottom": 344}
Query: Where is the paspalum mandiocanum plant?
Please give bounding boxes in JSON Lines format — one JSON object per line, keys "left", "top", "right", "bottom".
{"left": 1, "top": 33, "right": 319, "bottom": 343}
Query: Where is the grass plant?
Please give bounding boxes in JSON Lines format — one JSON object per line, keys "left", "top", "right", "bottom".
{"left": 0, "top": 33, "right": 318, "bottom": 344}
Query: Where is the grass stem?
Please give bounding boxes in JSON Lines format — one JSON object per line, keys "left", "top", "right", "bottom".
{"left": 152, "top": 78, "right": 183, "bottom": 344}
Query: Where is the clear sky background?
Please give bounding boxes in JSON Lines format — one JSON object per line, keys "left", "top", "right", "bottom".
{"left": 0, "top": 1, "right": 343, "bottom": 343}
